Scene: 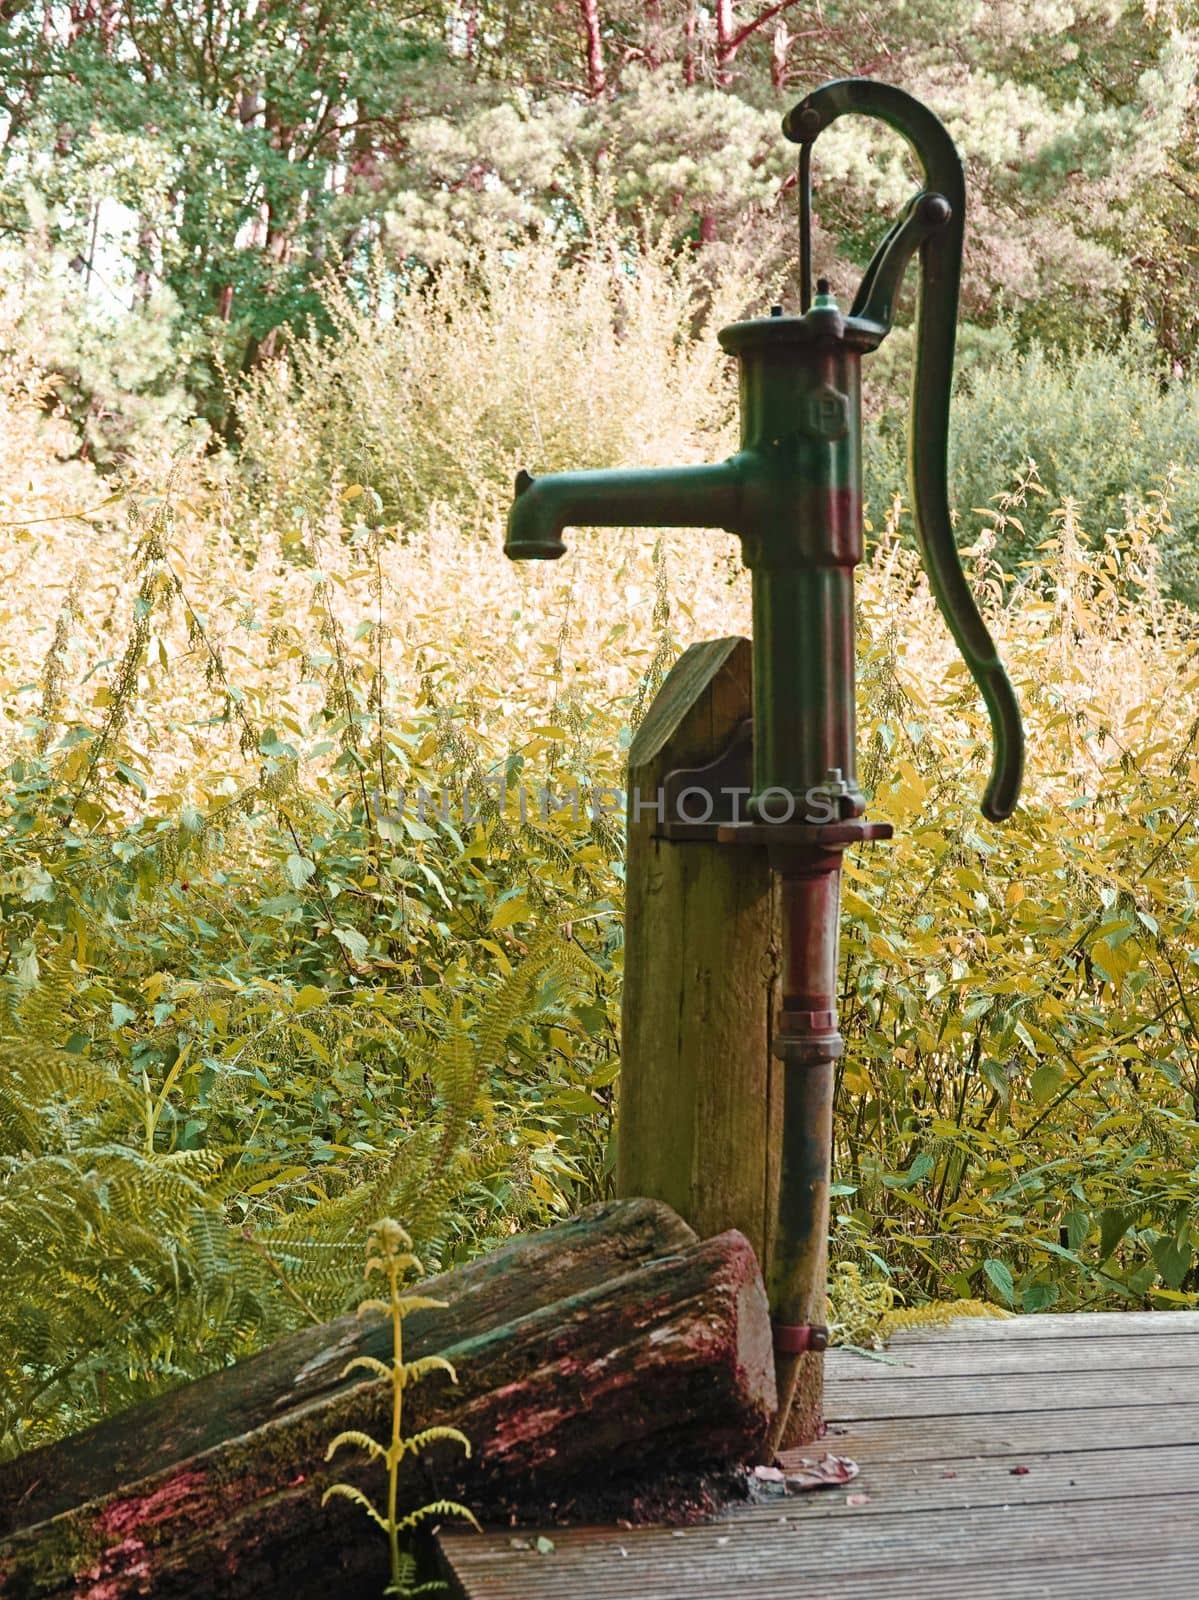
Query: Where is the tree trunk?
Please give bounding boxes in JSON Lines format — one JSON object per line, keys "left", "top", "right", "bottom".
{"left": 683, "top": 2, "right": 697, "bottom": 85}
{"left": 771, "top": 15, "right": 789, "bottom": 91}
{"left": 0, "top": 1221, "right": 774, "bottom": 1599}
{"left": 715, "top": 0, "right": 736, "bottom": 84}
{"left": 578, "top": 0, "right": 607, "bottom": 97}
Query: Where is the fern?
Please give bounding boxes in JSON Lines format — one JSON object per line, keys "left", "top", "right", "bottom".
{"left": 0, "top": 956, "right": 299, "bottom": 1454}
{"left": 260, "top": 932, "right": 591, "bottom": 1319}
{"left": 878, "top": 1300, "right": 1011, "bottom": 1339}
{"left": 828, "top": 1261, "right": 1010, "bottom": 1351}
{"left": 321, "top": 1219, "right": 478, "bottom": 1597}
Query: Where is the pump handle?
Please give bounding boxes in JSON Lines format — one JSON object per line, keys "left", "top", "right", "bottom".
{"left": 784, "top": 79, "right": 1024, "bottom": 822}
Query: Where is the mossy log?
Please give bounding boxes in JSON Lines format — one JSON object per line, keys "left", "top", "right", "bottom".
{"left": 0, "top": 1205, "right": 776, "bottom": 1599}
{"left": 0, "top": 1196, "right": 694, "bottom": 1537}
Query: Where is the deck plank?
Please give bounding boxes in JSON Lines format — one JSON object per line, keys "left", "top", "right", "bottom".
{"left": 825, "top": 1365, "right": 1198, "bottom": 1418}
{"left": 437, "top": 1309, "right": 1199, "bottom": 1599}
{"left": 828, "top": 1332, "right": 1199, "bottom": 1378}
{"left": 881, "top": 1309, "right": 1199, "bottom": 1341}
{"left": 441, "top": 1498, "right": 1199, "bottom": 1600}
{"left": 830, "top": 1401, "right": 1199, "bottom": 1461}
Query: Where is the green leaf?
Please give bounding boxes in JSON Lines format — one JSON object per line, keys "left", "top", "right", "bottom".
{"left": 983, "top": 1258, "right": 1015, "bottom": 1306}
{"left": 490, "top": 895, "right": 531, "bottom": 930}
{"left": 1021, "top": 1281, "right": 1060, "bottom": 1313}
{"left": 1152, "top": 1235, "right": 1193, "bottom": 1290}
{"left": 1062, "top": 1209, "right": 1090, "bottom": 1251}
{"left": 286, "top": 854, "right": 316, "bottom": 888}
{"left": 332, "top": 926, "right": 369, "bottom": 962}
{"left": 1098, "top": 1207, "right": 1132, "bottom": 1262}
{"left": 1030, "top": 1063, "right": 1065, "bottom": 1105}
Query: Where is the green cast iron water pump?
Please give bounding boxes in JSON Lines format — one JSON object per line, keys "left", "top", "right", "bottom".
{"left": 504, "top": 78, "right": 1024, "bottom": 1442}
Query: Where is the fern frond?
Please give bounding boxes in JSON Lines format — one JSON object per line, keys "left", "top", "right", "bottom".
{"left": 340, "top": 1354, "right": 391, "bottom": 1382}
{"left": 390, "top": 1294, "right": 449, "bottom": 1319}
{"left": 320, "top": 1482, "right": 389, "bottom": 1530}
{"left": 400, "top": 1355, "right": 457, "bottom": 1385}
{"left": 324, "top": 1429, "right": 386, "bottom": 1463}
{"left": 878, "top": 1299, "right": 1013, "bottom": 1339}
{"left": 398, "top": 1425, "right": 471, "bottom": 1460}
{"left": 393, "top": 1500, "right": 481, "bottom": 1534}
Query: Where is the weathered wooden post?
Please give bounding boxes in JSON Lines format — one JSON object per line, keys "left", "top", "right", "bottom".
{"left": 504, "top": 78, "right": 1025, "bottom": 1447}
{"left": 618, "top": 637, "right": 781, "bottom": 1249}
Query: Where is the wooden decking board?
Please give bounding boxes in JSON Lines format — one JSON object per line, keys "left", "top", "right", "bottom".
{"left": 826, "top": 1365, "right": 1196, "bottom": 1419}
{"left": 437, "top": 1310, "right": 1199, "bottom": 1599}
{"left": 829, "top": 1332, "right": 1199, "bottom": 1378}
{"left": 832, "top": 1401, "right": 1199, "bottom": 1461}
{"left": 719, "top": 1443, "right": 1199, "bottom": 1518}
{"left": 442, "top": 1496, "right": 1199, "bottom": 1597}
{"left": 439, "top": 1546, "right": 1199, "bottom": 1600}
{"left": 885, "top": 1309, "right": 1199, "bottom": 1341}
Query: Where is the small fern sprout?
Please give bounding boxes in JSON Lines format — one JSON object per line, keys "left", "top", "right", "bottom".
{"left": 322, "top": 1218, "right": 479, "bottom": 1598}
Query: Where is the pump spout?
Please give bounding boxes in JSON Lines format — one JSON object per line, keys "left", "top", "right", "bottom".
{"left": 504, "top": 460, "right": 743, "bottom": 560}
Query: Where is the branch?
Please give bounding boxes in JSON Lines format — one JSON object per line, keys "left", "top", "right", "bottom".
{"left": 723, "top": 0, "right": 803, "bottom": 57}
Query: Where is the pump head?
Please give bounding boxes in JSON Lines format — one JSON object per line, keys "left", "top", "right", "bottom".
{"left": 504, "top": 78, "right": 1024, "bottom": 826}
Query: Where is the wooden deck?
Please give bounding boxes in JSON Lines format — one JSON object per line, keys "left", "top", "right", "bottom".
{"left": 437, "top": 1310, "right": 1199, "bottom": 1599}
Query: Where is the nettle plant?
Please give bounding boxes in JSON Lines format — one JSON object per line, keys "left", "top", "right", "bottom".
{"left": 323, "top": 1219, "right": 478, "bottom": 1598}
{"left": 836, "top": 485, "right": 1199, "bottom": 1314}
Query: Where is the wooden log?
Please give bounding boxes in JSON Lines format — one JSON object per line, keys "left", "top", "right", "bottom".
{"left": 0, "top": 1196, "right": 696, "bottom": 1535}
{"left": 0, "top": 1229, "right": 775, "bottom": 1600}
{"left": 619, "top": 638, "right": 823, "bottom": 1441}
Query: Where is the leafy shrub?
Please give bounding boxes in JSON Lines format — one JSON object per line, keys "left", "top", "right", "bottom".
{"left": 234, "top": 228, "right": 753, "bottom": 546}
{"left": 839, "top": 493, "right": 1199, "bottom": 1313}
{"left": 865, "top": 328, "right": 1199, "bottom": 601}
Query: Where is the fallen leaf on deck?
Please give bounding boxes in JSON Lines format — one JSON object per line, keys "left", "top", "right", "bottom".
{"left": 776, "top": 1452, "right": 860, "bottom": 1491}
{"left": 1009, "top": 1465, "right": 1030, "bottom": 1476}
{"left": 535, "top": 1535, "right": 556, "bottom": 1554}
{"left": 846, "top": 1493, "right": 870, "bottom": 1508}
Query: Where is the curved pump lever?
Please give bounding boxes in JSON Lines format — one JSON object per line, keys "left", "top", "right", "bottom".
{"left": 784, "top": 80, "right": 1024, "bottom": 822}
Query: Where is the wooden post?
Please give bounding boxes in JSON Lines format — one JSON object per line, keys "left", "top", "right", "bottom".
{"left": 618, "top": 636, "right": 826, "bottom": 1444}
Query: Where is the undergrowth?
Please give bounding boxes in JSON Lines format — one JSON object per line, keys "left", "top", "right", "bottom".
{"left": 1, "top": 231, "right": 1198, "bottom": 1457}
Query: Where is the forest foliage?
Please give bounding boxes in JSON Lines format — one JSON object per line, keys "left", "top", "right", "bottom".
{"left": 1, "top": 1, "right": 1199, "bottom": 1459}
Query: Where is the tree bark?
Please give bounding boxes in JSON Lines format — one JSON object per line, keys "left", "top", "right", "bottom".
{"left": 683, "top": 1, "right": 697, "bottom": 85}
{"left": 578, "top": 0, "right": 607, "bottom": 97}
{"left": 0, "top": 1224, "right": 774, "bottom": 1599}
{"left": 716, "top": 0, "right": 736, "bottom": 83}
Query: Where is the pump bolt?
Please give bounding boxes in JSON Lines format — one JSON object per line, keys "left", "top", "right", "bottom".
{"left": 789, "top": 105, "right": 823, "bottom": 141}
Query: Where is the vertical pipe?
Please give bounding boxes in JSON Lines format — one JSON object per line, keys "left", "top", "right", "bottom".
{"left": 765, "top": 852, "right": 843, "bottom": 1452}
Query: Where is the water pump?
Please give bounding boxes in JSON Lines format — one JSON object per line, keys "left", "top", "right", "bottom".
{"left": 504, "top": 77, "right": 1024, "bottom": 1441}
